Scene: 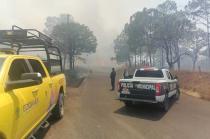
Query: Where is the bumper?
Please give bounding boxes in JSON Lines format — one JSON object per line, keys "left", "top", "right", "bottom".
{"left": 117, "top": 94, "right": 165, "bottom": 103}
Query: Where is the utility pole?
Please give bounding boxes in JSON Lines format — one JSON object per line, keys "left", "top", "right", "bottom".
{"left": 66, "top": 14, "right": 70, "bottom": 24}
{"left": 66, "top": 14, "right": 74, "bottom": 70}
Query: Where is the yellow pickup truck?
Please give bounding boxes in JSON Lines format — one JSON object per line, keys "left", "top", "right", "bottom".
{"left": 0, "top": 26, "right": 66, "bottom": 139}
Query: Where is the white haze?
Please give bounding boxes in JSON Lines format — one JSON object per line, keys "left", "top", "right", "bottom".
{"left": 0, "top": 0, "right": 189, "bottom": 69}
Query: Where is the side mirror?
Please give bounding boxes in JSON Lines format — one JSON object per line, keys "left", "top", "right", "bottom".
{"left": 5, "top": 72, "right": 42, "bottom": 91}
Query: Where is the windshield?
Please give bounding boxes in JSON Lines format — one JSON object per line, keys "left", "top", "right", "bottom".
{"left": 135, "top": 70, "right": 164, "bottom": 78}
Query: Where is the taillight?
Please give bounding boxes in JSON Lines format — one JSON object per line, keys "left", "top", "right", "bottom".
{"left": 117, "top": 81, "right": 121, "bottom": 92}
{"left": 155, "top": 83, "right": 161, "bottom": 96}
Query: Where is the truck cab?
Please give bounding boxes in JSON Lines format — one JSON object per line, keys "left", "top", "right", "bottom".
{"left": 0, "top": 26, "right": 66, "bottom": 139}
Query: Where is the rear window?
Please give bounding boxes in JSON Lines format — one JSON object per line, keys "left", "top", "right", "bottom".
{"left": 135, "top": 70, "right": 164, "bottom": 78}
{"left": 19, "top": 47, "right": 47, "bottom": 60}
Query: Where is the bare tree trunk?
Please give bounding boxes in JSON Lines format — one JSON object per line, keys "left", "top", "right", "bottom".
{"left": 193, "top": 60, "right": 196, "bottom": 71}
{"left": 139, "top": 48, "right": 142, "bottom": 66}
{"left": 165, "top": 45, "right": 174, "bottom": 70}
{"left": 63, "top": 53, "right": 67, "bottom": 71}
{"left": 152, "top": 55, "right": 155, "bottom": 67}
{"left": 72, "top": 56, "right": 75, "bottom": 69}
{"left": 177, "top": 58, "right": 181, "bottom": 71}
{"left": 69, "top": 54, "right": 73, "bottom": 70}
{"left": 149, "top": 53, "right": 152, "bottom": 66}
{"left": 128, "top": 53, "right": 132, "bottom": 67}
{"left": 169, "top": 47, "right": 174, "bottom": 69}
{"left": 192, "top": 54, "right": 198, "bottom": 71}
{"left": 134, "top": 50, "right": 137, "bottom": 68}
{"left": 161, "top": 47, "right": 164, "bottom": 67}
{"left": 128, "top": 57, "right": 132, "bottom": 67}
{"left": 175, "top": 42, "right": 180, "bottom": 71}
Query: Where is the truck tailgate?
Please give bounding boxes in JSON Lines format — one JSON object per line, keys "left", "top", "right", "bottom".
{"left": 119, "top": 81, "right": 156, "bottom": 101}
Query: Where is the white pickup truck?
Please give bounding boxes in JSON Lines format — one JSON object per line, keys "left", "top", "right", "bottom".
{"left": 117, "top": 68, "right": 180, "bottom": 111}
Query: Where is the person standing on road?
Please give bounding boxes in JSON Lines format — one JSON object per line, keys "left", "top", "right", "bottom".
{"left": 110, "top": 68, "right": 116, "bottom": 91}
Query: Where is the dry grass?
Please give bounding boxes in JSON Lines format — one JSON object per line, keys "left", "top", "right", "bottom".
{"left": 174, "top": 71, "right": 210, "bottom": 101}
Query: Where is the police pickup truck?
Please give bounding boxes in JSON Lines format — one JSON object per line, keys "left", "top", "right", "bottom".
{"left": 118, "top": 68, "right": 180, "bottom": 111}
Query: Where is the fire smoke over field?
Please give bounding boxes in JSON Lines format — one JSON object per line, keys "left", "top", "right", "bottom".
{"left": 0, "top": 0, "right": 188, "bottom": 70}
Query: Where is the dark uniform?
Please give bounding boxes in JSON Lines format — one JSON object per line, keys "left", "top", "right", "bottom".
{"left": 110, "top": 68, "right": 116, "bottom": 91}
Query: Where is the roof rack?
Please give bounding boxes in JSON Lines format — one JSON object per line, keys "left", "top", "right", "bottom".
{"left": 0, "top": 48, "right": 15, "bottom": 54}
{"left": 0, "top": 25, "right": 63, "bottom": 74}
{"left": 0, "top": 25, "right": 52, "bottom": 47}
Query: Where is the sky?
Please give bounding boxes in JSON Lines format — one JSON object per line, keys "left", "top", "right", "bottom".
{"left": 0, "top": 0, "right": 189, "bottom": 67}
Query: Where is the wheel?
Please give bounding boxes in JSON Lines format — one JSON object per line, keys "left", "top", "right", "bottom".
{"left": 52, "top": 92, "right": 64, "bottom": 120}
{"left": 161, "top": 93, "right": 169, "bottom": 112}
{"left": 124, "top": 101, "right": 133, "bottom": 107}
{"left": 175, "top": 88, "right": 180, "bottom": 100}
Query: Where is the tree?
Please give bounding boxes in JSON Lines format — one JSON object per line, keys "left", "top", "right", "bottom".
{"left": 44, "top": 14, "right": 74, "bottom": 35}
{"left": 52, "top": 22, "right": 97, "bottom": 70}
{"left": 125, "top": 8, "right": 159, "bottom": 67}
{"left": 184, "top": 29, "right": 206, "bottom": 70}
{"left": 141, "top": 8, "right": 159, "bottom": 66}
{"left": 185, "top": 0, "right": 210, "bottom": 59}
{"left": 125, "top": 14, "right": 144, "bottom": 67}
{"left": 114, "top": 31, "right": 131, "bottom": 66}
{"left": 44, "top": 14, "right": 74, "bottom": 69}
{"left": 114, "top": 0, "right": 196, "bottom": 70}
{"left": 154, "top": 0, "right": 193, "bottom": 69}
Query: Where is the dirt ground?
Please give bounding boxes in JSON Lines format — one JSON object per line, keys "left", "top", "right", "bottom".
{"left": 35, "top": 71, "right": 210, "bottom": 139}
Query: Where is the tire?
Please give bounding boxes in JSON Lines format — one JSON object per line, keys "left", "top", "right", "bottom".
{"left": 161, "top": 93, "right": 169, "bottom": 112}
{"left": 52, "top": 92, "right": 64, "bottom": 120}
{"left": 175, "top": 88, "right": 180, "bottom": 100}
{"left": 124, "top": 101, "right": 133, "bottom": 107}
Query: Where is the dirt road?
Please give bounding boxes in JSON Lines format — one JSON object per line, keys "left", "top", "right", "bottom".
{"left": 39, "top": 72, "right": 210, "bottom": 139}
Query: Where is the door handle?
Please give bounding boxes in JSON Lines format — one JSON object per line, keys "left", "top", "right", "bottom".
{"left": 32, "top": 88, "right": 39, "bottom": 97}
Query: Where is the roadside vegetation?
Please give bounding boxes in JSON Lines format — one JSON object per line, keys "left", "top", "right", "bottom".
{"left": 64, "top": 69, "right": 86, "bottom": 87}
{"left": 175, "top": 71, "right": 210, "bottom": 101}
{"left": 44, "top": 14, "right": 97, "bottom": 71}
{"left": 43, "top": 14, "right": 97, "bottom": 86}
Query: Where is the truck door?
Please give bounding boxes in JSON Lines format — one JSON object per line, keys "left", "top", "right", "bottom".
{"left": 27, "top": 59, "right": 51, "bottom": 116}
{"left": 6, "top": 59, "right": 40, "bottom": 138}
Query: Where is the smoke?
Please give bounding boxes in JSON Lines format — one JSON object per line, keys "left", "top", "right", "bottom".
{"left": 0, "top": 0, "right": 188, "bottom": 69}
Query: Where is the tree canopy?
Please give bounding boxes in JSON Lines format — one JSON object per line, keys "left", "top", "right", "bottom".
{"left": 114, "top": 0, "right": 209, "bottom": 70}
{"left": 44, "top": 14, "right": 97, "bottom": 70}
